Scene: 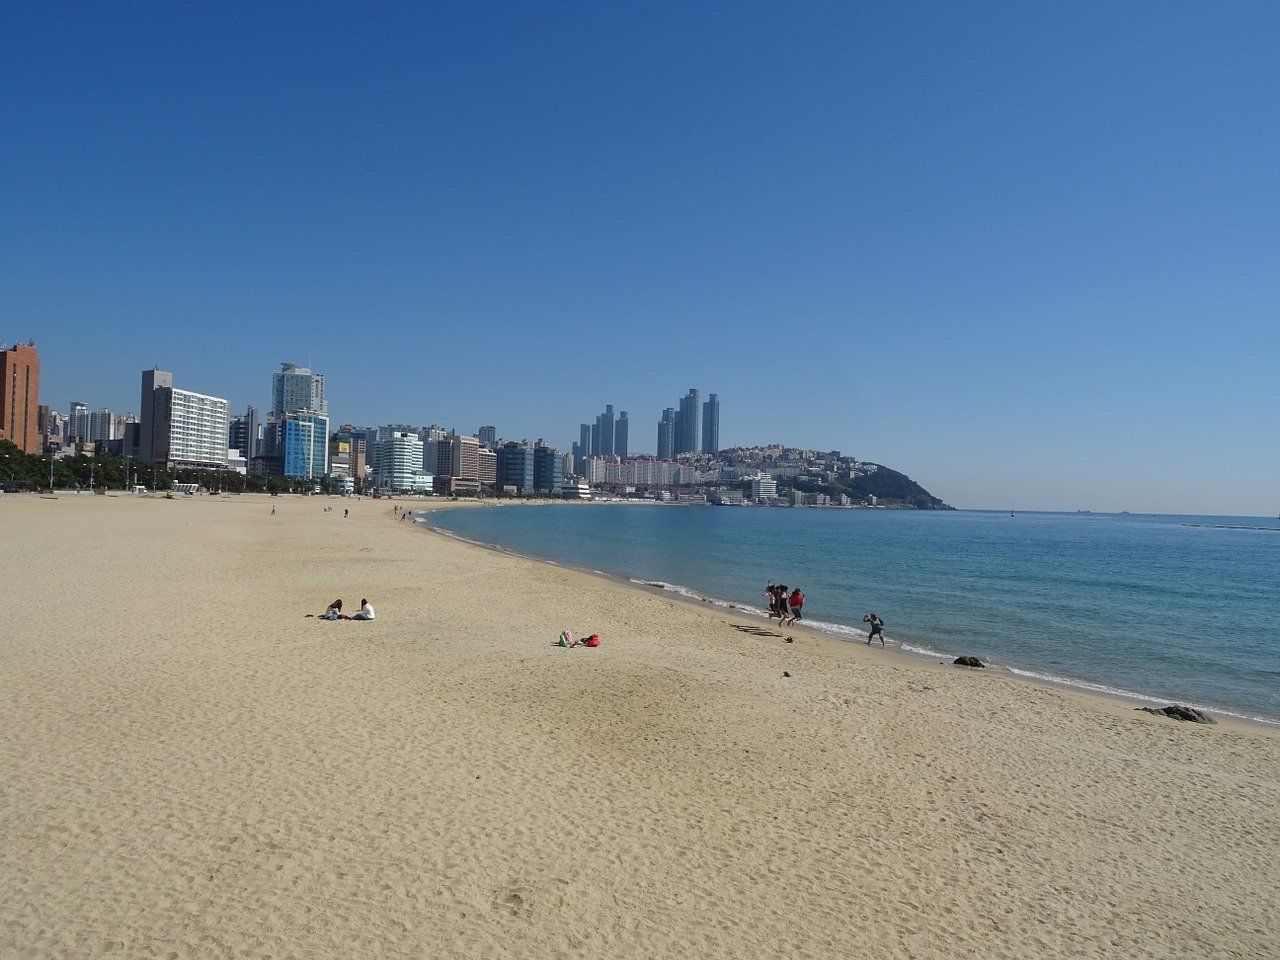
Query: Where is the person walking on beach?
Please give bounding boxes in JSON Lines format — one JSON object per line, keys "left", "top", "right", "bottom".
{"left": 271, "top": 505, "right": 276, "bottom": 515}
{"left": 344, "top": 508, "right": 349, "bottom": 518}
{"left": 776, "top": 585, "right": 790, "bottom": 623}
{"left": 784, "top": 587, "right": 804, "bottom": 624}
{"left": 864, "top": 613, "right": 885, "bottom": 645}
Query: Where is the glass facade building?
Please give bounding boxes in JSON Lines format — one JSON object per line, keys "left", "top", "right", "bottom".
{"left": 283, "top": 412, "right": 329, "bottom": 479}
{"left": 496, "top": 442, "right": 535, "bottom": 493}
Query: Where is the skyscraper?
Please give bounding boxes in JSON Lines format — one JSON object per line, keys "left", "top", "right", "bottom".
{"left": 657, "top": 408, "right": 676, "bottom": 460}
{"left": 701, "top": 393, "right": 720, "bottom": 454}
{"left": 675, "top": 388, "right": 700, "bottom": 456}
{"left": 67, "top": 401, "right": 90, "bottom": 443}
{"left": 615, "top": 411, "right": 629, "bottom": 459}
{"left": 575, "top": 422, "right": 593, "bottom": 476}
{"left": 272, "top": 363, "right": 326, "bottom": 418}
{"left": 594, "top": 404, "right": 615, "bottom": 457}
{"left": 478, "top": 425, "right": 497, "bottom": 447}
{"left": 0, "top": 342, "right": 40, "bottom": 454}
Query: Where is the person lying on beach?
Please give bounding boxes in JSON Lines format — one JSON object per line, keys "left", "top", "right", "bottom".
{"left": 352, "top": 598, "right": 375, "bottom": 621}
{"left": 571, "top": 632, "right": 601, "bottom": 648}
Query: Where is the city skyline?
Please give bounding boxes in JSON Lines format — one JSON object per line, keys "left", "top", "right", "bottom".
{"left": 4, "top": 5, "right": 1278, "bottom": 514}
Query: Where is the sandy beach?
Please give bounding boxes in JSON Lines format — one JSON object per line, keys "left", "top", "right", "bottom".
{"left": 2, "top": 493, "right": 1277, "bottom": 959}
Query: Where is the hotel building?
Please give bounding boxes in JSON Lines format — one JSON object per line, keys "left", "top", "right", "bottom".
{"left": 138, "top": 368, "right": 231, "bottom": 470}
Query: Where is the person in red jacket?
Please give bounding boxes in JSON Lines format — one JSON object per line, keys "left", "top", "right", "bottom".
{"left": 784, "top": 588, "right": 804, "bottom": 624}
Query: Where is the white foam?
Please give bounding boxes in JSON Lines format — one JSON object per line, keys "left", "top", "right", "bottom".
{"left": 420, "top": 520, "right": 1278, "bottom": 726}
{"left": 1003, "top": 666, "right": 1279, "bottom": 725}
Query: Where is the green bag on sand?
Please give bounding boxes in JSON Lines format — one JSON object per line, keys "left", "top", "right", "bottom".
{"left": 557, "top": 630, "right": 572, "bottom": 647}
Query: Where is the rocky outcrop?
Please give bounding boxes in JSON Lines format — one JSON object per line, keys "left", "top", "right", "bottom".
{"left": 1138, "top": 705, "right": 1216, "bottom": 724}
{"left": 953, "top": 656, "right": 985, "bottom": 668}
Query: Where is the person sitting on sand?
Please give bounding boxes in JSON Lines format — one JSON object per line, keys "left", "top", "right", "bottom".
{"left": 352, "top": 598, "right": 375, "bottom": 621}
{"left": 311, "top": 599, "right": 343, "bottom": 620}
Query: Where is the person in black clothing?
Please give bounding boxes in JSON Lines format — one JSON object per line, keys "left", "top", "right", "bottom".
{"left": 863, "top": 613, "right": 885, "bottom": 645}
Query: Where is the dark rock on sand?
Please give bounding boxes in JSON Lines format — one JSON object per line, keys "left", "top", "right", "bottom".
{"left": 953, "top": 656, "right": 985, "bottom": 668}
{"left": 1138, "top": 705, "right": 1216, "bottom": 724}
{"left": 782, "top": 671, "right": 791, "bottom": 678}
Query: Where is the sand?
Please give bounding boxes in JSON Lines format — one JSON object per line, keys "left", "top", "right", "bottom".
{"left": 1, "top": 493, "right": 1277, "bottom": 959}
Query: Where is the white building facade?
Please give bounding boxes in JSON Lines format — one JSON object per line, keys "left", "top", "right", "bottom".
{"left": 164, "top": 388, "right": 231, "bottom": 470}
{"left": 751, "top": 474, "right": 778, "bottom": 500}
{"left": 373, "top": 431, "right": 432, "bottom": 493}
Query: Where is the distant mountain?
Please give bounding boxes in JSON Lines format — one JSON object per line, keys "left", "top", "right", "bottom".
{"left": 788, "top": 463, "right": 952, "bottom": 510}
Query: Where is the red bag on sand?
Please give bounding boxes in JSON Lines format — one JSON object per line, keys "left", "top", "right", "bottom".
{"left": 583, "top": 634, "right": 601, "bottom": 647}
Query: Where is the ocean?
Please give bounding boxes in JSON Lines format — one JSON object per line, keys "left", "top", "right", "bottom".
{"left": 425, "top": 505, "right": 1280, "bottom": 722}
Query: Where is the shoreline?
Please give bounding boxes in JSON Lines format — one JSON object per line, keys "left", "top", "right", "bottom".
{"left": 5, "top": 492, "right": 1279, "bottom": 959}
{"left": 415, "top": 502, "right": 1280, "bottom": 732}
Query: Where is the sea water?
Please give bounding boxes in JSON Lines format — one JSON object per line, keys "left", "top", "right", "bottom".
{"left": 426, "top": 505, "right": 1280, "bottom": 722}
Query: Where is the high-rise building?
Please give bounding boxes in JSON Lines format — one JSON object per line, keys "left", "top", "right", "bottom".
{"left": 373, "top": 432, "right": 431, "bottom": 492}
{"left": 272, "top": 363, "right": 326, "bottom": 417}
{"left": 496, "top": 441, "right": 535, "bottom": 493}
{"left": 138, "top": 368, "right": 229, "bottom": 470}
{"left": 444, "top": 434, "right": 481, "bottom": 481}
{"left": 701, "top": 393, "right": 720, "bottom": 454}
{"left": 675, "top": 389, "right": 700, "bottom": 456}
{"left": 67, "top": 402, "right": 90, "bottom": 443}
{"left": 579, "top": 423, "right": 592, "bottom": 458}
{"left": 594, "top": 405, "right": 615, "bottom": 457}
{"left": 0, "top": 342, "right": 40, "bottom": 454}
{"left": 657, "top": 408, "right": 676, "bottom": 461}
{"left": 138, "top": 368, "right": 173, "bottom": 461}
{"left": 37, "top": 404, "right": 58, "bottom": 447}
{"left": 283, "top": 412, "right": 329, "bottom": 479}
{"left": 615, "top": 411, "right": 629, "bottom": 459}
{"left": 419, "top": 425, "right": 448, "bottom": 476}
{"left": 533, "top": 442, "right": 564, "bottom": 493}
{"left": 88, "top": 408, "right": 122, "bottom": 444}
{"left": 478, "top": 425, "right": 497, "bottom": 448}
{"left": 478, "top": 446, "right": 497, "bottom": 486}
{"left": 228, "top": 406, "right": 261, "bottom": 460}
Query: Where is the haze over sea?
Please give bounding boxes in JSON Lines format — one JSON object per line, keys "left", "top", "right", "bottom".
{"left": 429, "top": 506, "right": 1280, "bottom": 722}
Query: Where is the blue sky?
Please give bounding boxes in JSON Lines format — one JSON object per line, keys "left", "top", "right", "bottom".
{"left": 3, "top": 3, "right": 1277, "bottom": 514}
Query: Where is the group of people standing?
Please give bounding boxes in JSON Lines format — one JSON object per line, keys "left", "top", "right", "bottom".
{"left": 764, "top": 583, "right": 805, "bottom": 624}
